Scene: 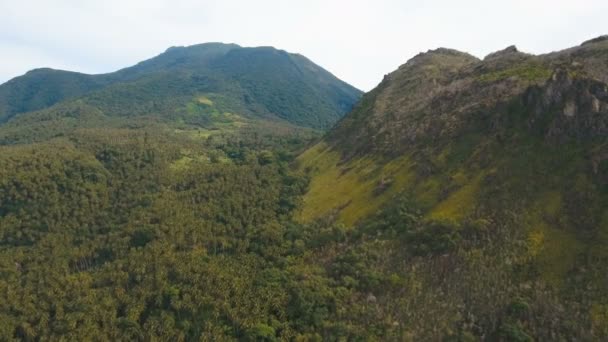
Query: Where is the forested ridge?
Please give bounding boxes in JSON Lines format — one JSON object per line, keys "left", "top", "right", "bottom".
{"left": 1, "top": 121, "right": 605, "bottom": 341}
{"left": 0, "top": 127, "right": 491, "bottom": 340}
{"left": 0, "top": 43, "right": 362, "bottom": 129}
{"left": 0, "top": 128, "right": 322, "bottom": 340}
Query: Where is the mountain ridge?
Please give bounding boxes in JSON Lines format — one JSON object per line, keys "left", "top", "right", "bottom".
{"left": 293, "top": 36, "right": 608, "bottom": 338}
{"left": 0, "top": 43, "right": 362, "bottom": 128}
{"left": 322, "top": 36, "right": 608, "bottom": 159}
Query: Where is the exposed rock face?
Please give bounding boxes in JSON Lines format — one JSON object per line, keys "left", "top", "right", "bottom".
{"left": 522, "top": 69, "right": 608, "bottom": 143}
{"left": 328, "top": 37, "right": 608, "bottom": 158}
{"left": 483, "top": 45, "right": 529, "bottom": 64}
{"left": 563, "top": 101, "right": 577, "bottom": 117}
{"left": 592, "top": 97, "right": 602, "bottom": 113}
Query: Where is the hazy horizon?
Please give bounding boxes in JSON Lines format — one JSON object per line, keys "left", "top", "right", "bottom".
{"left": 1, "top": 0, "right": 607, "bottom": 91}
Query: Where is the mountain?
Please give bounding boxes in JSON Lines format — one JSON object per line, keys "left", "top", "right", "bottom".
{"left": 296, "top": 36, "right": 608, "bottom": 339}
{"left": 0, "top": 43, "right": 362, "bottom": 129}
{"left": 1, "top": 36, "right": 608, "bottom": 341}
{"left": 300, "top": 36, "right": 608, "bottom": 224}
{"left": 0, "top": 69, "right": 105, "bottom": 121}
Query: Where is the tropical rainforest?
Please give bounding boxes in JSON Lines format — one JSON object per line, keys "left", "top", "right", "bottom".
{"left": 0, "top": 37, "right": 607, "bottom": 341}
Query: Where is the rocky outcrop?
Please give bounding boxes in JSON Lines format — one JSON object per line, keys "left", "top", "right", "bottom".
{"left": 328, "top": 38, "right": 608, "bottom": 158}
{"left": 483, "top": 45, "right": 530, "bottom": 62}
{"left": 524, "top": 69, "right": 608, "bottom": 143}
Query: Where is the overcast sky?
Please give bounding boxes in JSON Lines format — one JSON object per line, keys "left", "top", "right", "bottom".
{"left": 1, "top": 0, "right": 606, "bottom": 91}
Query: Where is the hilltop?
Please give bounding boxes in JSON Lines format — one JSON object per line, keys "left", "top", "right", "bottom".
{"left": 0, "top": 43, "right": 361, "bottom": 132}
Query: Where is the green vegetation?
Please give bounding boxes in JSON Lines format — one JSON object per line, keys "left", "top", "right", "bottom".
{"left": 477, "top": 63, "right": 552, "bottom": 83}
{"left": 5, "top": 125, "right": 560, "bottom": 340}
{"left": 1, "top": 37, "right": 608, "bottom": 340}
{"left": 297, "top": 38, "right": 608, "bottom": 340}
{"left": 0, "top": 69, "right": 106, "bottom": 123}
{"left": 296, "top": 142, "right": 415, "bottom": 226}
{"left": 0, "top": 43, "right": 362, "bottom": 129}
{"left": 0, "top": 127, "right": 320, "bottom": 340}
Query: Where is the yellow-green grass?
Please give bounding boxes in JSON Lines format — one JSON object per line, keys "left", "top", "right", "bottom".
{"left": 297, "top": 143, "right": 415, "bottom": 226}
{"left": 298, "top": 143, "right": 487, "bottom": 226}
{"left": 196, "top": 96, "right": 214, "bottom": 106}
{"left": 589, "top": 210, "right": 608, "bottom": 259}
{"left": 170, "top": 149, "right": 209, "bottom": 171}
{"left": 591, "top": 304, "right": 608, "bottom": 336}
{"left": 170, "top": 155, "right": 202, "bottom": 171}
{"left": 529, "top": 223, "right": 583, "bottom": 286}
{"left": 525, "top": 192, "right": 584, "bottom": 286}
{"left": 412, "top": 177, "right": 442, "bottom": 210}
{"left": 426, "top": 173, "right": 484, "bottom": 224}
{"left": 173, "top": 112, "right": 249, "bottom": 139}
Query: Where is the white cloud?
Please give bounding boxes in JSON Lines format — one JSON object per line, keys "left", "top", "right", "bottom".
{"left": 0, "top": 0, "right": 606, "bottom": 90}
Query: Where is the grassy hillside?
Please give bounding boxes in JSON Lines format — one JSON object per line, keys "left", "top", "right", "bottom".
{"left": 296, "top": 37, "right": 608, "bottom": 339}
{"left": 301, "top": 38, "right": 608, "bottom": 227}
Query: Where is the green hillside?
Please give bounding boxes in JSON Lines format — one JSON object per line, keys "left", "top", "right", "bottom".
{"left": 297, "top": 37, "right": 608, "bottom": 339}
{"left": 0, "top": 37, "right": 607, "bottom": 340}
{"left": 0, "top": 43, "right": 362, "bottom": 129}
{"left": 0, "top": 69, "right": 105, "bottom": 123}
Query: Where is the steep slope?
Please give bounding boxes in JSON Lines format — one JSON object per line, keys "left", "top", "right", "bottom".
{"left": 0, "top": 69, "right": 106, "bottom": 123}
{"left": 0, "top": 43, "right": 361, "bottom": 129}
{"left": 297, "top": 36, "right": 608, "bottom": 339}
{"left": 301, "top": 37, "right": 608, "bottom": 224}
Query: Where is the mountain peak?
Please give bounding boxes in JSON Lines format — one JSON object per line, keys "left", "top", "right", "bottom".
{"left": 324, "top": 37, "right": 608, "bottom": 161}
{"left": 483, "top": 45, "right": 524, "bottom": 60}
{"left": 411, "top": 47, "right": 478, "bottom": 61}
{"left": 425, "top": 47, "right": 470, "bottom": 56}
{"left": 164, "top": 42, "right": 241, "bottom": 53}
{"left": 581, "top": 34, "right": 608, "bottom": 46}
{"left": 0, "top": 42, "right": 361, "bottom": 128}
{"left": 397, "top": 48, "right": 479, "bottom": 72}
{"left": 581, "top": 35, "right": 608, "bottom": 46}
{"left": 24, "top": 67, "right": 74, "bottom": 75}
